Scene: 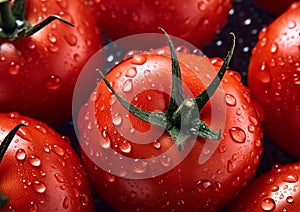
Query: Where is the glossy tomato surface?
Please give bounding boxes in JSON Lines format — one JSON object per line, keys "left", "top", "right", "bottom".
{"left": 87, "top": 0, "right": 232, "bottom": 48}
{"left": 254, "top": 0, "right": 299, "bottom": 14}
{"left": 247, "top": 3, "right": 300, "bottom": 157}
{"left": 0, "top": 112, "right": 94, "bottom": 211}
{"left": 228, "top": 162, "right": 300, "bottom": 211}
{"left": 0, "top": 0, "right": 103, "bottom": 125}
{"left": 78, "top": 46, "right": 264, "bottom": 211}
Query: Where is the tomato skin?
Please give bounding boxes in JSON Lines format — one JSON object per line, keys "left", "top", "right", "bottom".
{"left": 87, "top": 0, "right": 232, "bottom": 47}
{"left": 78, "top": 49, "right": 264, "bottom": 211}
{"left": 247, "top": 3, "right": 300, "bottom": 157}
{"left": 0, "top": 112, "right": 94, "bottom": 211}
{"left": 0, "top": 0, "right": 103, "bottom": 125}
{"left": 254, "top": 0, "right": 299, "bottom": 14}
{"left": 228, "top": 162, "right": 300, "bottom": 211}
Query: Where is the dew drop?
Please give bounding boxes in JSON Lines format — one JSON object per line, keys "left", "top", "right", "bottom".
{"left": 227, "top": 160, "right": 237, "bottom": 173}
{"left": 195, "top": 180, "right": 212, "bottom": 192}
{"left": 17, "top": 127, "right": 33, "bottom": 141}
{"left": 8, "top": 62, "right": 20, "bottom": 75}
{"left": 131, "top": 55, "right": 147, "bottom": 65}
{"left": 15, "top": 149, "right": 26, "bottom": 161}
{"left": 52, "top": 144, "right": 65, "bottom": 156}
{"left": 286, "top": 196, "right": 294, "bottom": 203}
{"left": 35, "top": 125, "right": 48, "bottom": 134}
{"left": 261, "top": 198, "right": 276, "bottom": 211}
{"left": 119, "top": 142, "right": 132, "bottom": 153}
{"left": 48, "top": 44, "right": 59, "bottom": 53}
{"left": 29, "top": 155, "right": 41, "bottom": 167}
{"left": 105, "top": 173, "right": 116, "bottom": 182}
{"left": 80, "top": 193, "right": 89, "bottom": 206}
{"left": 33, "top": 181, "right": 46, "bottom": 193}
{"left": 288, "top": 20, "right": 296, "bottom": 29}
{"left": 132, "top": 159, "right": 148, "bottom": 174}
{"left": 44, "top": 75, "right": 62, "bottom": 90}
{"left": 130, "top": 191, "right": 137, "bottom": 199}
{"left": 152, "top": 141, "right": 161, "bottom": 149}
{"left": 62, "top": 197, "right": 69, "bottom": 209}
{"left": 112, "top": 113, "right": 122, "bottom": 126}
{"left": 248, "top": 124, "right": 255, "bottom": 133}
{"left": 54, "top": 173, "right": 65, "bottom": 183}
{"left": 270, "top": 43, "right": 278, "bottom": 54}
{"left": 225, "top": 94, "right": 237, "bottom": 106}
{"left": 258, "top": 62, "right": 271, "bottom": 84}
{"left": 284, "top": 174, "right": 298, "bottom": 183}
{"left": 260, "top": 37, "right": 268, "bottom": 47}
{"left": 160, "top": 155, "right": 171, "bottom": 167}
{"left": 122, "top": 79, "right": 133, "bottom": 92}
{"left": 271, "top": 185, "right": 279, "bottom": 192}
{"left": 48, "top": 34, "right": 57, "bottom": 43}
{"left": 229, "top": 127, "right": 246, "bottom": 143}
{"left": 8, "top": 112, "right": 19, "bottom": 119}
{"left": 64, "top": 33, "right": 77, "bottom": 46}
{"left": 125, "top": 67, "right": 137, "bottom": 78}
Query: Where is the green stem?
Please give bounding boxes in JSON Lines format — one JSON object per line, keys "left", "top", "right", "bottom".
{"left": 0, "top": 124, "right": 27, "bottom": 163}
{"left": 0, "top": 0, "right": 16, "bottom": 33}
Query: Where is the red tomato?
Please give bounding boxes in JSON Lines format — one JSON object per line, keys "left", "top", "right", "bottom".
{"left": 254, "top": 0, "right": 299, "bottom": 14}
{"left": 0, "top": 112, "right": 94, "bottom": 211}
{"left": 248, "top": 3, "right": 300, "bottom": 157}
{"left": 87, "top": 0, "right": 232, "bottom": 47}
{"left": 228, "top": 162, "right": 300, "bottom": 211}
{"left": 78, "top": 44, "right": 264, "bottom": 211}
{"left": 0, "top": 0, "right": 103, "bottom": 125}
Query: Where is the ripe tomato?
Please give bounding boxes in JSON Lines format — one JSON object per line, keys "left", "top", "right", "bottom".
{"left": 77, "top": 40, "right": 264, "bottom": 211}
{"left": 87, "top": 0, "right": 232, "bottom": 47}
{"left": 0, "top": 0, "right": 103, "bottom": 125}
{"left": 228, "top": 162, "right": 300, "bottom": 211}
{"left": 254, "top": 0, "right": 299, "bottom": 14}
{"left": 0, "top": 112, "right": 94, "bottom": 211}
{"left": 247, "top": 3, "right": 300, "bottom": 157}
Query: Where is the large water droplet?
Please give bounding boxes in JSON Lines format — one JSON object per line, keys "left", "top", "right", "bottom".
{"left": 288, "top": 20, "right": 296, "bottom": 29}
{"left": 33, "top": 181, "right": 46, "bottom": 193}
{"left": 15, "top": 149, "right": 26, "bottom": 161}
{"left": 17, "top": 127, "right": 33, "bottom": 141}
{"left": 225, "top": 94, "right": 237, "bottom": 106}
{"left": 62, "top": 197, "right": 69, "bottom": 209}
{"left": 258, "top": 62, "right": 271, "bottom": 84}
{"left": 112, "top": 113, "right": 122, "bottom": 126}
{"left": 270, "top": 43, "right": 278, "bottom": 54}
{"left": 54, "top": 173, "right": 65, "bottom": 183}
{"left": 29, "top": 155, "right": 41, "bottom": 167}
{"left": 125, "top": 67, "right": 137, "bottom": 78}
{"left": 229, "top": 127, "right": 246, "bottom": 143}
{"left": 132, "top": 159, "right": 148, "bottom": 174}
{"left": 105, "top": 173, "right": 116, "bottom": 182}
{"left": 261, "top": 198, "right": 276, "bottom": 211}
{"left": 64, "top": 33, "right": 77, "bottom": 46}
{"left": 131, "top": 55, "right": 147, "bottom": 65}
{"left": 44, "top": 75, "right": 62, "bottom": 90}
{"left": 152, "top": 141, "right": 161, "bottom": 149}
{"left": 160, "top": 155, "right": 171, "bottom": 167}
{"left": 8, "top": 61, "right": 20, "bottom": 75}
{"left": 227, "top": 160, "right": 237, "bottom": 173}
{"left": 284, "top": 174, "right": 298, "bottom": 183}
{"left": 122, "top": 79, "right": 133, "bottom": 92}
{"left": 52, "top": 144, "right": 65, "bottom": 156}
{"left": 119, "top": 142, "right": 132, "bottom": 153}
{"left": 286, "top": 196, "right": 294, "bottom": 203}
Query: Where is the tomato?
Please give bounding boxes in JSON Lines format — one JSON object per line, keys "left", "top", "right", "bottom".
{"left": 0, "top": 112, "right": 94, "bottom": 211}
{"left": 228, "top": 162, "right": 300, "bottom": 211}
{"left": 0, "top": 0, "right": 103, "bottom": 125}
{"left": 87, "top": 0, "right": 232, "bottom": 47}
{"left": 77, "top": 34, "right": 264, "bottom": 211}
{"left": 247, "top": 3, "right": 300, "bottom": 157}
{"left": 254, "top": 0, "right": 299, "bottom": 14}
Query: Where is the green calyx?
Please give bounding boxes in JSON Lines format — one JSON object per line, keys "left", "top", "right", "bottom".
{"left": 97, "top": 29, "right": 236, "bottom": 151}
{"left": 0, "top": 123, "right": 27, "bottom": 209}
{"left": 0, "top": 0, "right": 74, "bottom": 40}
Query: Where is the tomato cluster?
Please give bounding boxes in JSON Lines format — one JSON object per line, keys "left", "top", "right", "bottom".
{"left": 0, "top": 0, "right": 299, "bottom": 211}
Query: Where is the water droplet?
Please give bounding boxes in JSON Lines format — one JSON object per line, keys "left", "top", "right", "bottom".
{"left": 248, "top": 124, "right": 255, "bottom": 133}
{"left": 33, "top": 181, "right": 46, "bottom": 193}
{"left": 284, "top": 174, "right": 298, "bottom": 183}
{"left": 56, "top": 0, "right": 68, "bottom": 9}
{"left": 160, "top": 155, "right": 171, "bottom": 167}
{"left": 44, "top": 75, "right": 62, "bottom": 90}
{"left": 54, "top": 173, "right": 65, "bottom": 183}
{"left": 8, "top": 61, "right": 20, "bottom": 75}
{"left": 261, "top": 198, "right": 276, "bottom": 211}
{"left": 260, "top": 37, "right": 268, "bottom": 47}
{"left": 286, "top": 196, "right": 294, "bottom": 203}
{"left": 198, "top": 1, "right": 207, "bottom": 10}
{"left": 270, "top": 43, "right": 278, "bottom": 53}
{"left": 8, "top": 112, "right": 19, "bottom": 119}
{"left": 125, "top": 67, "right": 137, "bottom": 78}
{"left": 17, "top": 127, "right": 33, "bottom": 141}
{"left": 48, "top": 44, "right": 59, "bottom": 53}
{"left": 105, "top": 173, "right": 116, "bottom": 182}
{"left": 15, "top": 149, "right": 26, "bottom": 161}
{"left": 130, "top": 191, "right": 137, "bottom": 199}
{"left": 35, "top": 125, "right": 48, "bottom": 134}
{"left": 152, "top": 141, "right": 161, "bottom": 149}
{"left": 80, "top": 193, "right": 89, "bottom": 206}
{"left": 62, "top": 197, "right": 69, "bottom": 209}
{"left": 64, "top": 33, "right": 77, "bottom": 46}
{"left": 227, "top": 160, "right": 237, "bottom": 173}
{"left": 119, "top": 142, "right": 132, "bottom": 153}
{"left": 271, "top": 185, "right": 279, "bottom": 192}
{"left": 112, "top": 113, "right": 122, "bottom": 126}
{"left": 29, "top": 201, "right": 38, "bottom": 212}
{"left": 131, "top": 12, "right": 139, "bottom": 21}
{"left": 225, "top": 94, "right": 237, "bottom": 106}
{"left": 29, "top": 155, "right": 41, "bottom": 167}
{"left": 195, "top": 180, "right": 212, "bottom": 192}
{"left": 229, "top": 127, "right": 246, "bottom": 143}
{"left": 288, "top": 20, "right": 296, "bottom": 29}
{"left": 266, "top": 177, "right": 275, "bottom": 185}
{"left": 131, "top": 55, "right": 147, "bottom": 65}
{"left": 75, "top": 176, "right": 82, "bottom": 186}
{"left": 48, "top": 34, "right": 57, "bottom": 43}
{"left": 258, "top": 62, "right": 271, "bottom": 84}
{"left": 122, "top": 79, "right": 133, "bottom": 92}
{"left": 52, "top": 144, "right": 65, "bottom": 156}
{"left": 132, "top": 159, "right": 148, "bottom": 174}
